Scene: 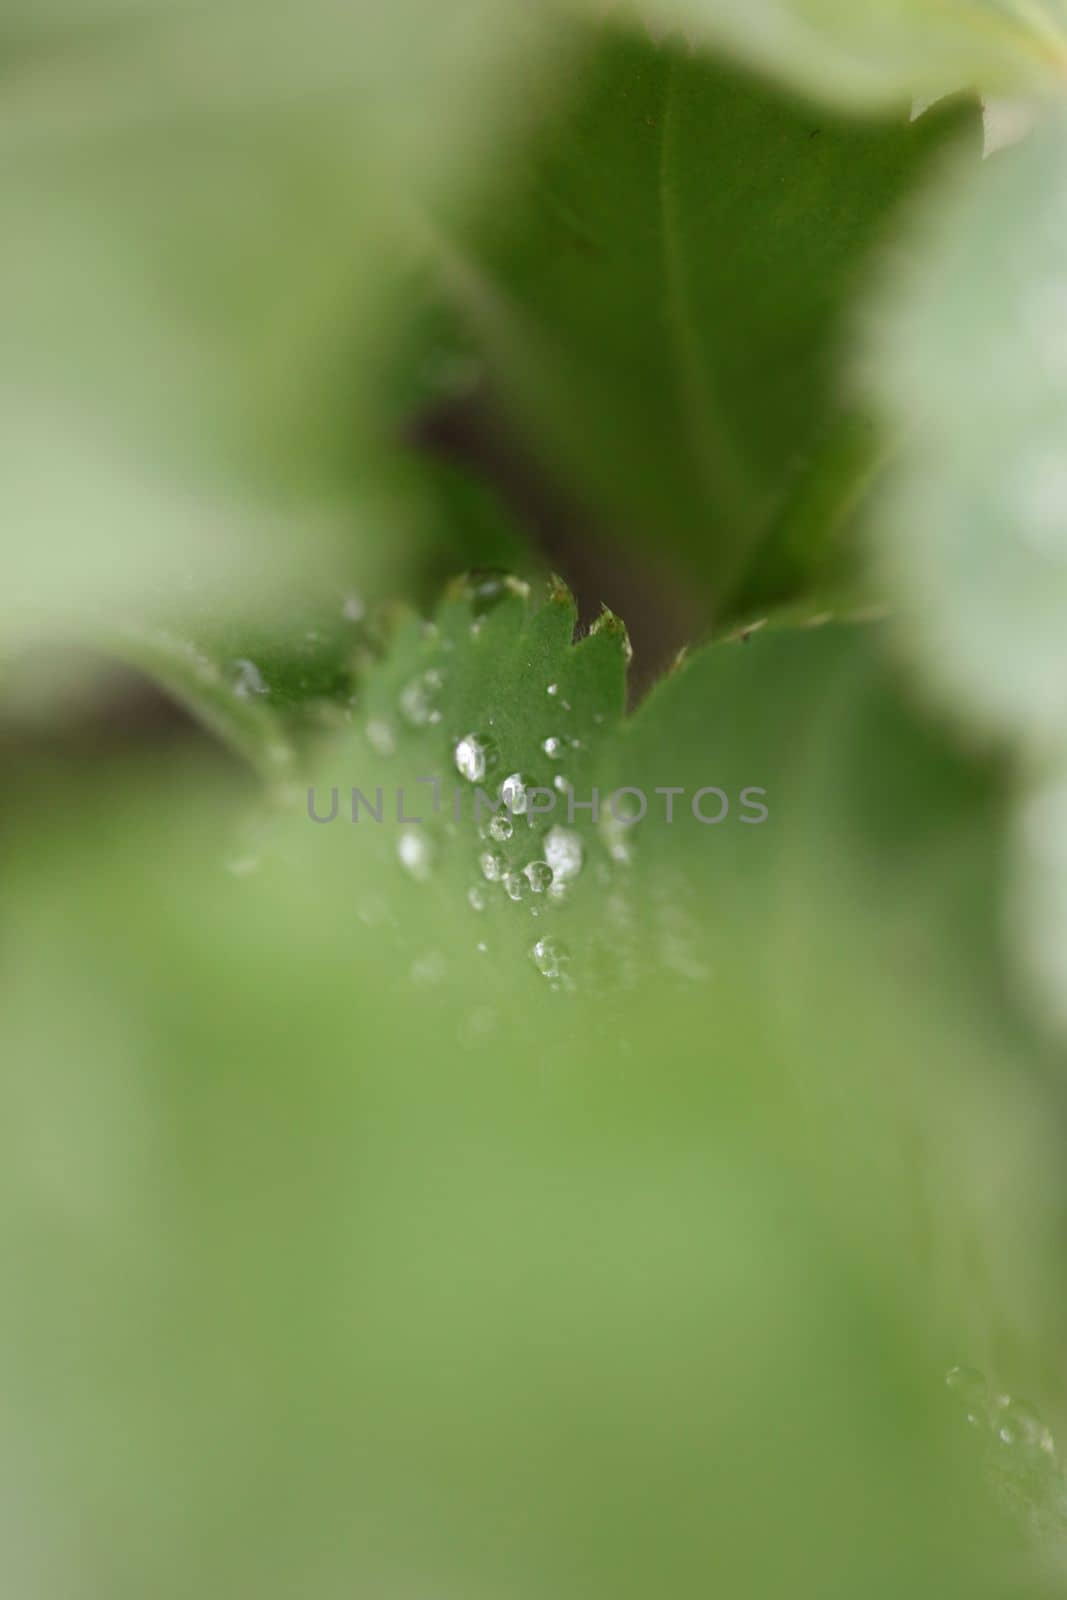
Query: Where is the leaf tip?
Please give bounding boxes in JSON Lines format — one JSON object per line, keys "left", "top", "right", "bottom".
{"left": 591, "top": 604, "right": 634, "bottom": 665}
{"left": 546, "top": 571, "right": 575, "bottom": 609}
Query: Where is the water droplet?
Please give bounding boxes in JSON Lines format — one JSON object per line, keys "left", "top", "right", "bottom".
{"left": 230, "top": 658, "right": 269, "bottom": 699}
{"left": 531, "top": 936, "right": 570, "bottom": 980}
{"left": 467, "top": 571, "right": 530, "bottom": 616}
{"left": 479, "top": 849, "right": 505, "bottom": 882}
{"left": 544, "top": 825, "right": 584, "bottom": 886}
{"left": 366, "top": 719, "right": 396, "bottom": 757}
{"left": 946, "top": 1365, "right": 989, "bottom": 1429}
{"left": 399, "top": 682, "right": 429, "bottom": 728}
{"left": 601, "top": 809, "right": 634, "bottom": 865}
{"left": 342, "top": 593, "right": 365, "bottom": 623}
{"left": 399, "top": 669, "right": 444, "bottom": 729}
{"left": 542, "top": 736, "right": 565, "bottom": 760}
{"left": 503, "top": 872, "right": 527, "bottom": 902}
{"left": 994, "top": 1395, "right": 1055, "bottom": 1456}
{"left": 455, "top": 733, "right": 497, "bottom": 784}
{"left": 397, "top": 829, "right": 434, "bottom": 882}
{"left": 501, "top": 772, "right": 529, "bottom": 815}
{"left": 488, "top": 813, "right": 513, "bottom": 842}
{"left": 468, "top": 885, "right": 487, "bottom": 912}
{"left": 524, "top": 860, "right": 553, "bottom": 894}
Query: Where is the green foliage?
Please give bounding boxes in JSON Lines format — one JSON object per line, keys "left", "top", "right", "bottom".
{"left": 0, "top": 0, "right": 558, "bottom": 643}
{"left": 871, "top": 107, "right": 1067, "bottom": 749}
{"left": 5, "top": 2, "right": 1067, "bottom": 1597}
{"left": 867, "top": 101, "right": 1067, "bottom": 1033}
{"left": 3, "top": 587, "right": 1059, "bottom": 1596}
{"left": 413, "top": 23, "right": 982, "bottom": 617}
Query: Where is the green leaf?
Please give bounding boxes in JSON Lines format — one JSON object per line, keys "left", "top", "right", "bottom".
{"left": 294, "top": 577, "right": 1059, "bottom": 1371}
{"left": 616, "top": 0, "right": 1067, "bottom": 109}
{"left": 100, "top": 591, "right": 378, "bottom": 780}
{"left": 0, "top": 0, "right": 560, "bottom": 646}
{"left": 871, "top": 108, "right": 1067, "bottom": 752}
{"left": 867, "top": 107, "right": 1067, "bottom": 1032}
{"left": 416, "top": 23, "right": 980, "bottom": 622}
{"left": 3, "top": 581, "right": 1058, "bottom": 1595}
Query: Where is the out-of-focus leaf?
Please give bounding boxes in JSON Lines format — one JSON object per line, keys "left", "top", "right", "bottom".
{"left": 63, "top": 476, "right": 534, "bottom": 764}
{"left": 416, "top": 23, "right": 980, "bottom": 620}
{"left": 871, "top": 109, "right": 1067, "bottom": 751}
{"left": 307, "top": 579, "right": 1061, "bottom": 1367}
{"left": 612, "top": 0, "right": 1067, "bottom": 110}
{"left": 0, "top": 0, "right": 561, "bottom": 646}
{"left": 867, "top": 108, "right": 1067, "bottom": 1030}
{"left": 4, "top": 581, "right": 1061, "bottom": 1596}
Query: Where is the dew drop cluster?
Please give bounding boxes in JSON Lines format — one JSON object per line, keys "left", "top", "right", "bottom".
{"left": 944, "top": 1364, "right": 1063, "bottom": 1524}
